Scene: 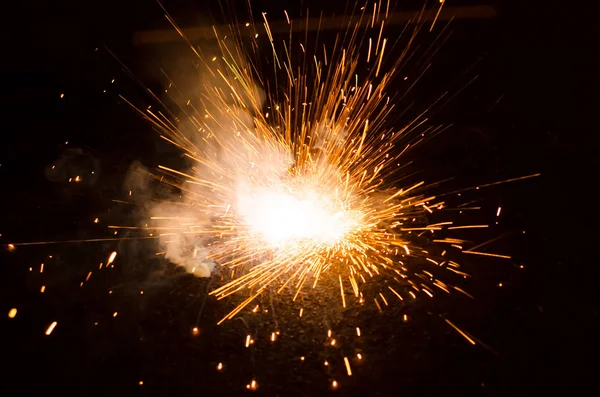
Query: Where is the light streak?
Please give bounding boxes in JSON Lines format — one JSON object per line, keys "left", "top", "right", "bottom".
{"left": 45, "top": 321, "right": 58, "bottom": 335}
{"left": 462, "top": 251, "right": 511, "bottom": 259}
{"left": 444, "top": 318, "right": 476, "bottom": 345}
{"left": 344, "top": 356, "right": 353, "bottom": 376}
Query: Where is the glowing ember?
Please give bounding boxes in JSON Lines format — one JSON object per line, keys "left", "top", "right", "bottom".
{"left": 246, "top": 380, "right": 258, "bottom": 390}
{"left": 344, "top": 357, "right": 353, "bottom": 376}
{"left": 45, "top": 321, "right": 58, "bottom": 335}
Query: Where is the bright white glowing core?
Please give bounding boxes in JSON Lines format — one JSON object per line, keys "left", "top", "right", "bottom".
{"left": 237, "top": 188, "right": 357, "bottom": 247}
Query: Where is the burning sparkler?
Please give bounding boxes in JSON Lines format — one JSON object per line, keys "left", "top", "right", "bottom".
{"left": 113, "top": 0, "right": 535, "bottom": 328}
{"left": 0, "top": 2, "right": 545, "bottom": 394}
{"left": 5, "top": 2, "right": 537, "bottom": 361}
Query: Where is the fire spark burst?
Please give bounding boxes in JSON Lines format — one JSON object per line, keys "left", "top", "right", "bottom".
{"left": 114, "top": 1, "right": 525, "bottom": 327}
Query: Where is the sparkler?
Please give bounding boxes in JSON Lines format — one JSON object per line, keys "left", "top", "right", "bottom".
{"left": 114, "top": 0, "right": 533, "bottom": 328}
{"left": 3, "top": 6, "right": 538, "bottom": 390}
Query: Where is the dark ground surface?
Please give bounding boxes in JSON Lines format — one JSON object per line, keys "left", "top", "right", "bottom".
{"left": 1, "top": 0, "right": 597, "bottom": 396}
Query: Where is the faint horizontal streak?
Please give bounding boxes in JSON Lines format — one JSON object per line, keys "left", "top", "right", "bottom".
{"left": 133, "top": 5, "right": 497, "bottom": 45}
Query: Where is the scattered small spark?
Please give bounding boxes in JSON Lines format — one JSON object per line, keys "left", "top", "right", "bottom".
{"left": 45, "top": 321, "right": 58, "bottom": 335}
{"left": 343, "top": 357, "right": 353, "bottom": 376}
{"left": 107, "top": 251, "right": 117, "bottom": 264}
{"left": 448, "top": 225, "right": 488, "bottom": 230}
{"left": 463, "top": 250, "right": 511, "bottom": 259}
{"left": 246, "top": 380, "right": 258, "bottom": 390}
{"left": 217, "top": 362, "right": 223, "bottom": 371}
{"left": 8, "top": 308, "right": 17, "bottom": 318}
{"left": 444, "top": 318, "right": 476, "bottom": 345}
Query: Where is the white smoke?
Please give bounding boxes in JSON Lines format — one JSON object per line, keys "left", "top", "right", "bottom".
{"left": 143, "top": 49, "right": 292, "bottom": 279}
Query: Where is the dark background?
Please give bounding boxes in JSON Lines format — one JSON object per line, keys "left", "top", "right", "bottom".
{"left": 1, "top": 0, "right": 597, "bottom": 395}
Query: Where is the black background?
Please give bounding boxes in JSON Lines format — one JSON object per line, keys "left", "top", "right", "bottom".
{"left": 1, "top": 0, "right": 597, "bottom": 395}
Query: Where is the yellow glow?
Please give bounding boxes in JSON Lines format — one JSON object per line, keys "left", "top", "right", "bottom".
{"left": 8, "top": 308, "right": 17, "bottom": 318}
